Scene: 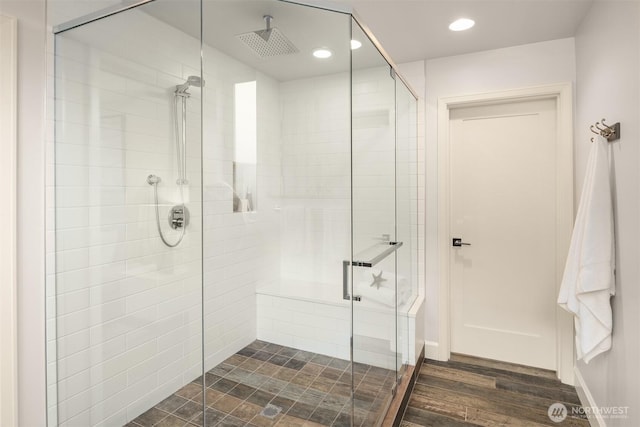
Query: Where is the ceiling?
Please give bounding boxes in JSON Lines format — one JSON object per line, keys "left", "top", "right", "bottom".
{"left": 340, "top": 0, "right": 593, "bottom": 63}
{"left": 145, "top": 1, "right": 364, "bottom": 81}
{"left": 51, "top": 0, "right": 595, "bottom": 77}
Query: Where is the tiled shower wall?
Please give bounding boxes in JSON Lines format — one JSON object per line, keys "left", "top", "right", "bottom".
{"left": 276, "top": 66, "right": 419, "bottom": 300}
{"left": 200, "top": 45, "right": 282, "bottom": 371}
{"left": 258, "top": 65, "right": 422, "bottom": 368}
{"left": 278, "top": 74, "right": 351, "bottom": 288}
{"left": 48, "top": 9, "right": 281, "bottom": 427}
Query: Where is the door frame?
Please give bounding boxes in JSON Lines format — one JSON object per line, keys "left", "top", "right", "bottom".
{"left": 437, "top": 83, "right": 575, "bottom": 385}
{"left": 0, "top": 13, "right": 18, "bottom": 426}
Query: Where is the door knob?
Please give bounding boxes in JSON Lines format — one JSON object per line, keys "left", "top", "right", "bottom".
{"left": 452, "top": 238, "right": 471, "bottom": 247}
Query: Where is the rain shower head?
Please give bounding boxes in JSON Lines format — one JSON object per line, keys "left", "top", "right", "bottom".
{"left": 175, "top": 75, "right": 204, "bottom": 95}
{"left": 237, "top": 15, "right": 299, "bottom": 58}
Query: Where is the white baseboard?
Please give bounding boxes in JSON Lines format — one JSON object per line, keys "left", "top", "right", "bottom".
{"left": 425, "top": 341, "right": 446, "bottom": 361}
{"left": 574, "top": 366, "right": 606, "bottom": 427}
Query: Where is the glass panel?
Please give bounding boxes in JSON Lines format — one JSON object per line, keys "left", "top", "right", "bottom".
{"left": 52, "top": 0, "right": 203, "bottom": 425}
{"left": 198, "top": 1, "right": 351, "bottom": 426}
{"left": 350, "top": 19, "right": 398, "bottom": 426}
{"left": 396, "top": 78, "right": 419, "bottom": 381}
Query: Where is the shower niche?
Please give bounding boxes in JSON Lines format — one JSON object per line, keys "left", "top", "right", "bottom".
{"left": 48, "top": 0, "right": 420, "bottom": 426}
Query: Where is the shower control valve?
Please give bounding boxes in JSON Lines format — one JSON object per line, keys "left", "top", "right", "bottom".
{"left": 169, "top": 205, "right": 190, "bottom": 230}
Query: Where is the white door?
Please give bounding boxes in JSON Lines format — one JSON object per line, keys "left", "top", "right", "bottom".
{"left": 449, "top": 98, "right": 558, "bottom": 370}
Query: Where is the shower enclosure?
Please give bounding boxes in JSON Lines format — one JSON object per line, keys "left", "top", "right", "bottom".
{"left": 47, "top": 0, "right": 420, "bottom": 425}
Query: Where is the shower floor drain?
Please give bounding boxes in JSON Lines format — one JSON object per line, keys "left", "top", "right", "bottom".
{"left": 260, "top": 403, "right": 282, "bottom": 419}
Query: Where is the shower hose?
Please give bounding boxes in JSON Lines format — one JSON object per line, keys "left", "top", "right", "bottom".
{"left": 148, "top": 175, "right": 186, "bottom": 248}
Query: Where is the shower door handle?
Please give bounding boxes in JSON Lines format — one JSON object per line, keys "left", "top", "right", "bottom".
{"left": 343, "top": 260, "right": 361, "bottom": 301}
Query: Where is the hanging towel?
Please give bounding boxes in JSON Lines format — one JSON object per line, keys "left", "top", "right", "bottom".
{"left": 558, "top": 135, "right": 615, "bottom": 363}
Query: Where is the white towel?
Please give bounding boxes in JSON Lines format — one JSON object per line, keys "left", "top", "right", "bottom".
{"left": 558, "top": 135, "right": 615, "bottom": 363}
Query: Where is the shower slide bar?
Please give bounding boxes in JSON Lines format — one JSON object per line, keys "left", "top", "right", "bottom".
{"left": 343, "top": 241, "right": 403, "bottom": 301}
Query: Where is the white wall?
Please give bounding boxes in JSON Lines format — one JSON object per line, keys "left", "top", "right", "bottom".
{"left": 423, "top": 38, "right": 576, "bottom": 346}
{"left": 0, "top": 2, "right": 48, "bottom": 427}
{"left": 574, "top": 2, "right": 640, "bottom": 425}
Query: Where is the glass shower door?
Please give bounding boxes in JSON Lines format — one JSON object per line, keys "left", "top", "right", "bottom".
{"left": 51, "top": 1, "right": 204, "bottom": 425}
{"left": 350, "top": 19, "right": 399, "bottom": 426}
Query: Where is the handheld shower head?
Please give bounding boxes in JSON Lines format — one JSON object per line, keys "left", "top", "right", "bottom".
{"left": 175, "top": 75, "right": 204, "bottom": 95}
{"left": 186, "top": 75, "right": 203, "bottom": 87}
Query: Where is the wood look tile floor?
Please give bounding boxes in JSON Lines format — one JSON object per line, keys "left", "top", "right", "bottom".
{"left": 400, "top": 354, "right": 590, "bottom": 427}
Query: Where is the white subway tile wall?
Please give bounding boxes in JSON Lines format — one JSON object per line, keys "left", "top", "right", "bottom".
{"left": 200, "top": 37, "right": 282, "bottom": 375}
{"left": 256, "top": 64, "right": 422, "bottom": 369}
{"left": 278, "top": 74, "right": 351, "bottom": 289}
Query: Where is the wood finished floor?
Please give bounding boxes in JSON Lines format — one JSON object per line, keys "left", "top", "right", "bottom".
{"left": 400, "top": 354, "right": 590, "bottom": 427}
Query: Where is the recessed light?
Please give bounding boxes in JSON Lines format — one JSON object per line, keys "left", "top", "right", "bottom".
{"left": 449, "top": 18, "right": 475, "bottom": 32}
{"left": 313, "top": 48, "right": 332, "bottom": 59}
{"left": 351, "top": 39, "right": 362, "bottom": 50}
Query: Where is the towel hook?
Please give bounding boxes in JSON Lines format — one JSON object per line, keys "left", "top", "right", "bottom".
{"left": 595, "top": 122, "right": 608, "bottom": 132}
{"left": 601, "top": 118, "right": 615, "bottom": 133}
{"left": 589, "top": 118, "right": 620, "bottom": 143}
